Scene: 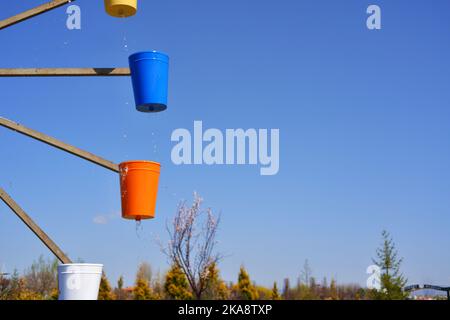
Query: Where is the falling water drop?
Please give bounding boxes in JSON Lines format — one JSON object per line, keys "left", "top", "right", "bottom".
{"left": 123, "top": 36, "right": 129, "bottom": 52}
{"left": 135, "top": 219, "right": 143, "bottom": 240}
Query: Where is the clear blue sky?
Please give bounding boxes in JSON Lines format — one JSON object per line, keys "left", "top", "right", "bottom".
{"left": 1, "top": 0, "right": 450, "bottom": 288}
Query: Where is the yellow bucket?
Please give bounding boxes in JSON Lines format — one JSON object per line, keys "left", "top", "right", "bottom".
{"left": 104, "top": 0, "right": 137, "bottom": 18}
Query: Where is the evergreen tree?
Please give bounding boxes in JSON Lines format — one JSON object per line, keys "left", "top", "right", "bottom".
{"left": 114, "top": 275, "right": 129, "bottom": 300}
{"left": 118, "top": 275, "right": 124, "bottom": 290}
{"left": 16, "top": 278, "right": 43, "bottom": 300}
{"left": 237, "top": 266, "right": 258, "bottom": 300}
{"left": 255, "top": 286, "right": 272, "bottom": 299}
{"left": 371, "top": 230, "right": 408, "bottom": 300}
{"left": 133, "top": 263, "right": 156, "bottom": 300}
{"left": 271, "top": 282, "right": 280, "bottom": 300}
{"left": 98, "top": 273, "right": 115, "bottom": 300}
{"left": 320, "top": 277, "right": 329, "bottom": 299}
{"left": 308, "top": 277, "right": 318, "bottom": 300}
{"left": 329, "top": 278, "right": 338, "bottom": 300}
{"left": 203, "top": 262, "right": 229, "bottom": 300}
{"left": 164, "top": 264, "right": 193, "bottom": 300}
{"left": 49, "top": 288, "right": 58, "bottom": 300}
{"left": 133, "top": 278, "right": 153, "bottom": 300}
{"left": 282, "top": 278, "right": 291, "bottom": 300}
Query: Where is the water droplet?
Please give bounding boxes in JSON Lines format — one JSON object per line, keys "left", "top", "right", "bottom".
{"left": 135, "top": 220, "right": 144, "bottom": 240}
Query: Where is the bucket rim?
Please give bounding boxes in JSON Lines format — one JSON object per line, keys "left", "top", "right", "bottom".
{"left": 122, "top": 214, "right": 155, "bottom": 220}
{"left": 129, "top": 51, "right": 169, "bottom": 63}
{"left": 58, "top": 263, "right": 103, "bottom": 267}
{"left": 104, "top": 0, "right": 138, "bottom": 18}
{"left": 119, "top": 160, "right": 161, "bottom": 166}
{"left": 136, "top": 103, "right": 168, "bottom": 113}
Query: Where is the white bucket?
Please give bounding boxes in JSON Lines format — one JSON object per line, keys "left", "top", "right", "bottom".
{"left": 58, "top": 264, "right": 103, "bottom": 300}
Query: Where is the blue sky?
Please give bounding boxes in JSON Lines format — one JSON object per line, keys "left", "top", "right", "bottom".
{"left": 1, "top": 0, "right": 450, "bottom": 288}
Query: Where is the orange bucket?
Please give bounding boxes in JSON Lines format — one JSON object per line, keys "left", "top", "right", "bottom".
{"left": 119, "top": 161, "right": 161, "bottom": 221}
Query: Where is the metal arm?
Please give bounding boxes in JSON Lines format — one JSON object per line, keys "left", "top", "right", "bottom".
{"left": 0, "top": 117, "right": 119, "bottom": 173}
{"left": 0, "top": 0, "right": 75, "bottom": 31}
{"left": 0, "top": 187, "right": 72, "bottom": 264}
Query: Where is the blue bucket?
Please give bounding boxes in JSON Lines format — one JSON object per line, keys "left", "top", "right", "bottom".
{"left": 129, "top": 51, "right": 169, "bottom": 112}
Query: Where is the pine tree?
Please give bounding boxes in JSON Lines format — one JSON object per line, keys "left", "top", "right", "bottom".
{"left": 118, "top": 275, "right": 124, "bottom": 290}
{"left": 371, "top": 230, "right": 408, "bottom": 300}
{"left": 282, "top": 278, "right": 291, "bottom": 300}
{"left": 98, "top": 273, "right": 115, "bottom": 300}
{"left": 203, "top": 262, "right": 229, "bottom": 300}
{"left": 255, "top": 286, "right": 272, "bottom": 299}
{"left": 133, "top": 278, "right": 153, "bottom": 300}
{"left": 164, "top": 264, "right": 193, "bottom": 300}
{"left": 329, "top": 278, "right": 338, "bottom": 300}
{"left": 16, "top": 278, "right": 43, "bottom": 300}
{"left": 49, "top": 289, "right": 58, "bottom": 300}
{"left": 237, "top": 266, "right": 258, "bottom": 300}
{"left": 114, "top": 275, "right": 129, "bottom": 300}
{"left": 271, "top": 282, "right": 280, "bottom": 300}
{"left": 133, "top": 263, "right": 156, "bottom": 300}
{"left": 308, "top": 277, "right": 318, "bottom": 300}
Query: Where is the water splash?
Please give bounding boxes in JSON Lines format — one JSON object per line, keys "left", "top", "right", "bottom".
{"left": 135, "top": 220, "right": 144, "bottom": 239}
{"left": 135, "top": 220, "right": 153, "bottom": 246}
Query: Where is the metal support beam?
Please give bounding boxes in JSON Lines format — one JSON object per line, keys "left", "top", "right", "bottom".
{"left": 0, "top": 68, "right": 131, "bottom": 77}
{"left": 0, "top": 187, "right": 72, "bottom": 264}
{"left": 0, "top": 117, "right": 119, "bottom": 173}
{"left": 0, "top": 0, "right": 75, "bottom": 31}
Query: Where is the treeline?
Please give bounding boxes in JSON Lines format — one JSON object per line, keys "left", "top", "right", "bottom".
{"left": 0, "top": 257, "right": 370, "bottom": 300}
{"left": 0, "top": 194, "right": 411, "bottom": 300}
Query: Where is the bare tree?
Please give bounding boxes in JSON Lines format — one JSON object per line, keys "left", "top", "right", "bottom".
{"left": 24, "top": 256, "right": 58, "bottom": 299}
{"left": 300, "top": 259, "right": 312, "bottom": 285}
{"left": 162, "top": 193, "right": 221, "bottom": 299}
{"left": 0, "top": 274, "right": 12, "bottom": 300}
{"left": 136, "top": 262, "right": 152, "bottom": 285}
